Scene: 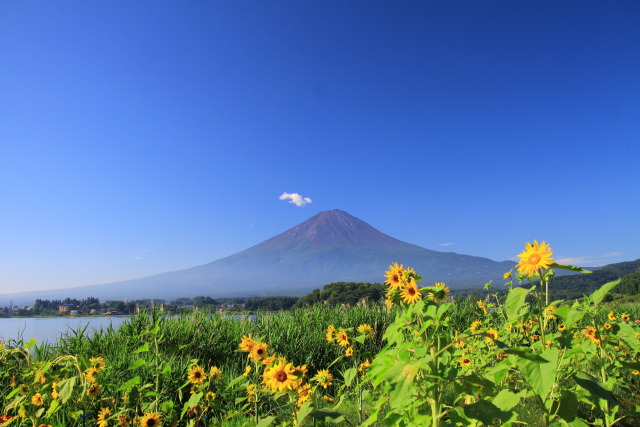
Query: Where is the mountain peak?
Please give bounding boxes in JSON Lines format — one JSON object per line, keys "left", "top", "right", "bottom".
{"left": 256, "top": 209, "right": 403, "bottom": 251}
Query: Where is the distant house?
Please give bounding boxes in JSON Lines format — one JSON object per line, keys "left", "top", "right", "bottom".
{"left": 58, "top": 304, "right": 77, "bottom": 314}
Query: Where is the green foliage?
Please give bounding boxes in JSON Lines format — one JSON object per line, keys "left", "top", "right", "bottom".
{"left": 293, "top": 282, "right": 386, "bottom": 308}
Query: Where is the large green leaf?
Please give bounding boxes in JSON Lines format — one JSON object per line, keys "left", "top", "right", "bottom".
{"left": 116, "top": 376, "right": 141, "bottom": 392}
{"left": 492, "top": 389, "right": 521, "bottom": 411}
{"left": 517, "top": 347, "right": 558, "bottom": 399}
{"left": 572, "top": 372, "right": 618, "bottom": 405}
{"left": 549, "top": 263, "right": 593, "bottom": 274}
{"left": 617, "top": 323, "right": 639, "bottom": 352}
{"left": 505, "top": 286, "right": 532, "bottom": 322}
{"left": 589, "top": 279, "right": 620, "bottom": 305}
{"left": 463, "top": 400, "right": 512, "bottom": 424}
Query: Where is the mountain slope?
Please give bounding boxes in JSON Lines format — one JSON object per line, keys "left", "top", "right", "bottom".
{"left": 1, "top": 210, "right": 515, "bottom": 304}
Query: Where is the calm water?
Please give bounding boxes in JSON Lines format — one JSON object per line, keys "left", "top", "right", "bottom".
{"left": 0, "top": 317, "right": 130, "bottom": 345}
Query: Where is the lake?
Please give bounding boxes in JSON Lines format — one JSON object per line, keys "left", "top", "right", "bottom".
{"left": 0, "top": 316, "right": 130, "bottom": 345}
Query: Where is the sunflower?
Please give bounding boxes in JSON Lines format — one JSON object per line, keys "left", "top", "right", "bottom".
{"left": 485, "top": 328, "right": 499, "bottom": 345}
{"left": 139, "top": 412, "right": 161, "bottom": 427}
{"left": 633, "top": 370, "right": 640, "bottom": 376}
{"left": 51, "top": 381, "right": 59, "bottom": 400}
{"left": 242, "top": 365, "right": 251, "bottom": 377}
{"left": 249, "top": 342, "right": 268, "bottom": 361}
{"left": 313, "top": 369, "right": 333, "bottom": 389}
{"left": 18, "top": 384, "right": 29, "bottom": 395}
{"left": 476, "top": 300, "right": 488, "bottom": 315}
{"left": 608, "top": 311, "right": 616, "bottom": 321}
{"left": 400, "top": 278, "right": 422, "bottom": 304}
{"left": 357, "top": 324, "right": 374, "bottom": 338}
{"left": 87, "top": 384, "right": 101, "bottom": 398}
{"left": 384, "top": 298, "right": 394, "bottom": 308}
{"left": 293, "top": 364, "right": 308, "bottom": 380}
{"left": 90, "top": 356, "right": 106, "bottom": 371}
{"left": 384, "top": 262, "right": 405, "bottom": 290}
{"left": 326, "top": 325, "right": 336, "bottom": 342}
{"left": 206, "top": 391, "right": 216, "bottom": 401}
{"left": 85, "top": 367, "right": 98, "bottom": 383}
{"left": 34, "top": 370, "right": 46, "bottom": 384}
{"left": 470, "top": 320, "right": 483, "bottom": 334}
{"left": 358, "top": 360, "right": 371, "bottom": 372}
{"left": 516, "top": 240, "right": 555, "bottom": 276}
{"left": 428, "top": 283, "right": 450, "bottom": 303}
{"left": 97, "top": 407, "right": 111, "bottom": 427}
{"left": 261, "top": 353, "right": 277, "bottom": 366}
{"left": 503, "top": 271, "right": 512, "bottom": 280}
{"left": 583, "top": 326, "right": 600, "bottom": 344}
{"left": 323, "top": 395, "right": 334, "bottom": 402}
{"left": 459, "top": 357, "right": 472, "bottom": 367}
{"left": 262, "top": 358, "right": 300, "bottom": 392}
{"left": 621, "top": 314, "right": 631, "bottom": 322}
{"left": 335, "top": 330, "right": 349, "bottom": 347}
{"left": 603, "top": 323, "right": 612, "bottom": 330}
{"left": 239, "top": 334, "right": 255, "bottom": 352}
{"left": 209, "top": 366, "right": 222, "bottom": 381}
{"left": 187, "top": 366, "right": 206, "bottom": 384}
{"left": 246, "top": 384, "right": 257, "bottom": 402}
{"left": 31, "top": 392, "right": 44, "bottom": 406}
{"left": 296, "top": 384, "right": 312, "bottom": 407}
{"left": 118, "top": 416, "right": 130, "bottom": 426}
{"left": 558, "top": 323, "right": 566, "bottom": 331}
{"left": 345, "top": 347, "right": 354, "bottom": 357}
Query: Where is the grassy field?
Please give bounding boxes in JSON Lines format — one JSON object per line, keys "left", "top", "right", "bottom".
{"left": 2, "top": 276, "right": 640, "bottom": 426}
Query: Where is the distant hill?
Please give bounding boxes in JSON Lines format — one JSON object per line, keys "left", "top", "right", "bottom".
{"left": 1, "top": 209, "right": 516, "bottom": 305}
{"left": 549, "top": 259, "right": 640, "bottom": 298}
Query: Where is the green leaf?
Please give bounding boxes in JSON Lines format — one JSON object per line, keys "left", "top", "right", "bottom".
{"left": 161, "top": 401, "right": 174, "bottom": 413}
{"left": 45, "top": 398, "right": 61, "bottom": 417}
{"left": 128, "top": 358, "right": 146, "bottom": 370}
{"left": 555, "top": 390, "right": 579, "bottom": 422}
{"left": 308, "top": 410, "right": 344, "bottom": 422}
{"left": 550, "top": 263, "right": 593, "bottom": 274}
{"left": 505, "top": 287, "right": 531, "bottom": 322}
{"left": 517, "top": 347, "right": 558, "bottom": 399}
{"left": 181, "top": 392, "right": 203, "bottom": 419}
{"left": 256, "top": 416, "right": 276, "bottom": 427}
{"left": 492, "top": 389, "right": 521, "bottom": 411}
{"left": 617, "top": 323, "right": 639, "bottom": 352}
{"left": 343, "top": 367, "right": 357, "bottom": 387}
{"left": 505, "top": 348, "right": 549, "bottom": 363}
{"left": 572, "top": 372, "right": 618, "bottom": 405}
{"left": 589, "top": 279, "right": 620, "bottom": 305}
{"left": 296, "top": 400, "right": 313, "bottom": 425}
{"left": 463, "top": 400, "right": 512, "bottom": 424}
{"left": 162, "top": 362, "right": 172, "bottom": 377}
{"left": 133, "top": 342, "right": 150, "bottom": 353}
{"left": 24, "top": 338, "right": 38, "bottom": 349}
{"left": 116, "top": 376, "right": 141, "bottom": 392}
{"left": 58, "top": 376, "right": 76, "bottom": 404}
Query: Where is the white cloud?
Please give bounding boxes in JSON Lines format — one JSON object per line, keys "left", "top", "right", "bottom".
{"left": 132, "top": 256, "right": 142, "bottom": 260}
{"left": 438, "top": 242, "right": 456, "bottom": 247}
{"left": 556, "top": 252, "right": 625, "bottom": 266}
{"left": 279, "top": 192, "right": 312, "bottom": 207}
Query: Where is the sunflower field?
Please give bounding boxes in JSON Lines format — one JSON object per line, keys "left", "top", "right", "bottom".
{"left": 1, "top": 241, "right": 640, "bottom": 426}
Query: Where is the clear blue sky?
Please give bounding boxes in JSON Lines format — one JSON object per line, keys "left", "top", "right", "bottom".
{"left": 2, "top": 1, "right": 639, "bottom": 294}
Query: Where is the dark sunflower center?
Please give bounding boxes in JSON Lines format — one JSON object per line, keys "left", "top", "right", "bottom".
{"left": 146, "top": 419, "right": 157, "bottom": 427}
{"left": 408, "top": 288, "right": 415, "bottom": 296}
{"left": 275, "top": 371, "right": 288, "bottom": 382}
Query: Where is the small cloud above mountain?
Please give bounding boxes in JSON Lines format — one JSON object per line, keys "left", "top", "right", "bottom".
{"left": 438, "top": 242, "right": 456, "bottom": 247}
{"left": 279, "top": 192, "right": 312, "bottom": 207}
